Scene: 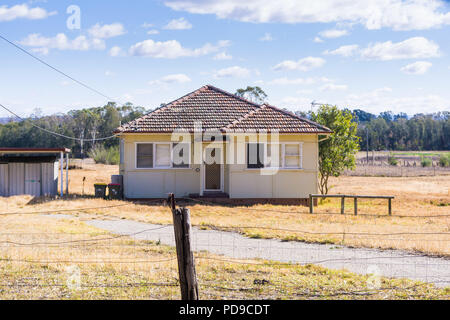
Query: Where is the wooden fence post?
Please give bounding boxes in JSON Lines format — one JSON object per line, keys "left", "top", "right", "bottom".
{"left": 341, "top": 196, "right": 345, "bottom": 215}
{"left": 388, "top": 198, "right": 392, "bottom": 216}
{"left": 354, "top": 197, "right": 358, "bottom": 216}
{"left": 168, "top": 194, "right": 199, "bottom": 300}
{"left": 309, "top": 194, "right": 313, "bottom": 214}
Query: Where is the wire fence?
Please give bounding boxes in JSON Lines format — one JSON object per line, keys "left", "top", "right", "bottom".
{"left": 344, "top": 163, "right": 450, "bottom": 177}
{"left": 0, "top": 215, "right": 449, "bottom": 300}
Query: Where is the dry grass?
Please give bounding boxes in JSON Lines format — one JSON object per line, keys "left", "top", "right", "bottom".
{"left": 0, "top": 163, "right": 449, "bottom": 299}
{"left": 0, "top": 213, "right": 448, "bottom": 300}
{"left": 1, "top": 165, "right": 449, "bottom": 257}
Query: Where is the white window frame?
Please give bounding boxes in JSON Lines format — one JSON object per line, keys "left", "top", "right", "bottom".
{"left": 135, "top": 142, "right": 191, "bottom": 170}
{"left": 245, "top": 142, "right": 303, "bottom": 170}
{"left": 281, "top": 142, "right": 303, "bottom": 169}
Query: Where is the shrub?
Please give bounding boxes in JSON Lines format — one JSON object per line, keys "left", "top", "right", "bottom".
{"left": 439, "top": 154, "right": 450, "bottom": 167}
{"left": 88, "top": 145, "right": 119, "bottom": 165}
{"left": 420, "top": 155, "right": 432, "bottom": 167}
{"left": 388, "top": 154, "right": 398, "bottom": 166}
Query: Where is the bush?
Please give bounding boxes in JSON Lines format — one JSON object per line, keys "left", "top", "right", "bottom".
{"left": 88, "top": 145, "right": 119, "bottom": 165}
{"left": 388, "top": 154, "right": 398, "bottom": 166}
{"left": 439, "top": 154, "right": 450, "bottom": 167}
{"left": 420, "top": 156, "right": 432, "bottom": 167}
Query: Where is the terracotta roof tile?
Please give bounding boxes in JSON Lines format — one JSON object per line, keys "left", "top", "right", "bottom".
{"left": 116, "top": 85, "right": 331, "bottom": 134}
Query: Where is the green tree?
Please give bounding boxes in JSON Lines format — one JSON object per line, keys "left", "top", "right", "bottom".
{"left": 235, "top": 86, "right": 268, "bottom": 104}
{"left": 311, "top": 105, "right": 360, "bottom": 195}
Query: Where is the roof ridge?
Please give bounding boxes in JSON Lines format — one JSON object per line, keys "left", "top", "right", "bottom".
{"left": 262, "top": 103, "right": 332, "bottom": 133}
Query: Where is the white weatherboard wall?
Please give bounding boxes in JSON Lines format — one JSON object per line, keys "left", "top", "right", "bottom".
{"left": 121, "top": 133, "right": 319, "bottom": 199}
{"left": 122, "top": 134, "right": 199, "bottom": 199}
{"left": 227, "top": 134, "right": 319, "bottom": 199}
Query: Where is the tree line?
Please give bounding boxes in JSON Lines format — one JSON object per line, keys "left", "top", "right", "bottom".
{"left": 0, "top": 101, "right": 448, "bottom": 158}
{"left": 352, "top": 110, "right": 449, "bottom": 151}
{"left": 0, "top": 103, "right": 146, "bottom": 157}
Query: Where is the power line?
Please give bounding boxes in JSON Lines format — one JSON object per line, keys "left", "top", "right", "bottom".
{"left": 0, "top": 102, "right": 120, "bottom": 142}
{"left": 0, "top": 33, "right": 127, "bottom": 142}
{"left": 0, "top": 34, "right": 115, "bottom": 102}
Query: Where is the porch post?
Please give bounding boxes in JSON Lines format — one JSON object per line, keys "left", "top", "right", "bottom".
{"left": 60, "top": 152, "right": 63, "bottom": 197}
{"left": 199, "top": 161, "right": 204, "bottom": 196}
{"left": 65, "top": 152, "right": 69, "bottom": 195}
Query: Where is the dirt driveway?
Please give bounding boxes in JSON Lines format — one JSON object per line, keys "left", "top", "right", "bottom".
{"left": 84, "top": 218, "right": 450, "bottom": 288}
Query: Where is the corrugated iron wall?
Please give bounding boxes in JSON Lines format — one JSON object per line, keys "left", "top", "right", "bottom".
{"left": 8, "top": 163, "right": 25, "bottom": 196}
{"left": 0, "top": 162, "right": 58, "bottom": 197}
{"left": 0, "top": 164, "right": 8, "bottom": 196}
{"left": 41, "top": 162, "right": 57, "bottom": 196}
{"left": 25, "top": 163, "right": 41, "bottom": 197}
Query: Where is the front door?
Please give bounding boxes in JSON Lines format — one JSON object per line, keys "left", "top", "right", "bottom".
{"left": 204, "top": 147, "right": 222, "bottom": 191}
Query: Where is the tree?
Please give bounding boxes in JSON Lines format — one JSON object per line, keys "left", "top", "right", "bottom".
{"left": 311, "top": 105, "right": 360, "bottom": 195}
{"left": 235, "top": 86, "right": 267, "bottom": 104}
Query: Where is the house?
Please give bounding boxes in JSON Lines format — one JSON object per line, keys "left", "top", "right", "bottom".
{"left": 0, "top": 148, "right": 71, "bottom": 197}
{"left": 115, "top": 85, "right": 331, "bottom": 203}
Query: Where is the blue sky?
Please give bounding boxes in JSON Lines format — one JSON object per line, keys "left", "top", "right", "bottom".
{"left": 1, "top": 0, "right": 450, "bottom": 117}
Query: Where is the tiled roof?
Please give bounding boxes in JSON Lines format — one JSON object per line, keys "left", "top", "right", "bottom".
{"left": 116, "top": 85, "right": 331, "bottom": 134}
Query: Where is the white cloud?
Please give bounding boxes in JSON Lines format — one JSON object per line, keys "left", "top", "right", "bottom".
{"left": 269, "top": 77, "right": 332, "bottom": 85}
{"left": 88, "top": 23, "right": 126, "bottom": 39}
{"left": 149, "top": 73, "right": 192, "bottom": 85}
{"left": 147, "top": 29, "right": 160, "bottom": 35}
{"left": 259, "top": 33, "right": 273, "bottom": 41}
{"left": 361, "top": 37, "right": 440, "bottom": 60}
{"left": 20, "top": 33, "right": 105, "bottom": 53}
{"left": 319, "top": 29, "right": 349, "bottom": 39}
{"left": 163, "top": 17, "right": 192, "bottom": 30}
{"left": 313, "top": 37, "right": 324, "bottom": 43}
{"left": 105, "top": 70, "right": 115, "bottom": 77}
{"left": 341, "top": 88, "right": 449, "bottom": 114}
{"left": 400, "top": 61, "right": 432, "bottom": 75}
{"left": 141, "top": 22, "right": 154, "bottom": 28}
{"left": 213, "top": 52, "right": 232, "bottom": 60}
{"left": 214, "top": 66, "right": 250, "bottom": 78}
{"left": 129, "top": 39, "right": 229, "bottom": 58}
{"left": 273, "top": 56, "right": 326, "bottom": 72}
{"left": 109, "top": 46, "right": 123, "bottom": 57}
{"left": 165, "top": 0, "right": 450, "bottom": 31}
{"left": 324, "top": 44, "right": 359, "bottom": 57}
{"left": 324, "top": 37, "right": 440, "bottom": 60}
{"left": 0, "top": 3, "right": 56, "bottom": 22}
{"left": 320, "top": 83, "right": 348, "bottom": 91}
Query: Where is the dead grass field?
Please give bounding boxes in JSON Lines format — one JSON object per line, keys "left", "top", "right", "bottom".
{"left": 0, "top": 162, "right": 449, "bottom": 299}
{"left": 0, "top": 208, "right": 448, "bottom": 299}
{"left": 1, "top": 163, "right": 449, "bottom": 258}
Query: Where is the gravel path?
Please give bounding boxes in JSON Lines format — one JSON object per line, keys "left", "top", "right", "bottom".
{"left": 85, "top": 218, "right": 450, "bottom": 288}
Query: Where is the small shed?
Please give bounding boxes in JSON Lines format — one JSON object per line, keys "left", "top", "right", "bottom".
{"left": 0, "top": 148, "right": 71, "bottom": 197}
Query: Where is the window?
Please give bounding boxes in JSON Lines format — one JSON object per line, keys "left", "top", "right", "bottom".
{"left": 155, "top": 143, "right": 171, "bottom": 167}
{"left": 283, "top": 143, "right": 302, "bottom": 168}
{"left": 172, "top": 143, "right": 190, "bottom": 168}
{"left": 136, "top": 142, "right": 191, "bottom": 169}
{"left": 136, "top": 143, "right": 153, "bottom": 168}
{"left": 247, "top": 143, "right": 265, "bottom": 169}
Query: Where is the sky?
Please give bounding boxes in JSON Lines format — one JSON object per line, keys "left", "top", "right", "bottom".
{"left": 1, "top": 0, "right": 450, "bottom": 118}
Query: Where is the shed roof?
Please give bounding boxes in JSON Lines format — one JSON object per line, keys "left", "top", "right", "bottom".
{"left": 116, "top": 85, "right": 332, "bottom": 134}
{"left": 0, "top": 148, "right": 71, "bottom": 154}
